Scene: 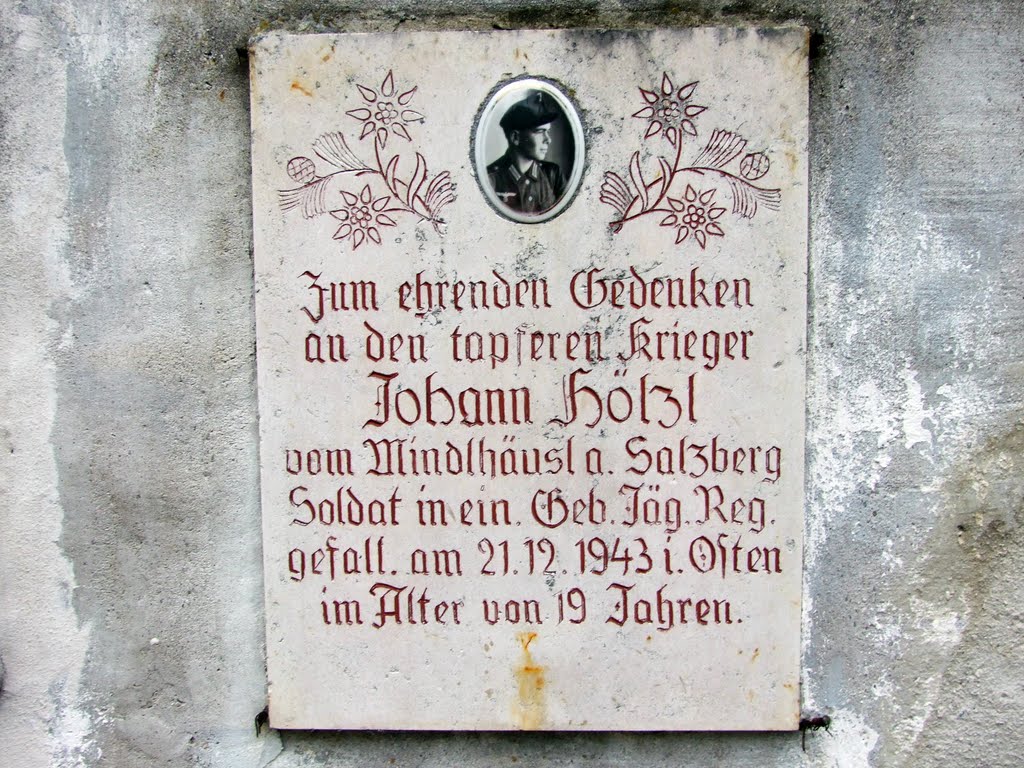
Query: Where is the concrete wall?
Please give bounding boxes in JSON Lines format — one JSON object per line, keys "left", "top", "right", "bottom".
{"left": 1, "top": 1, "right": 1021, "bottom": 765}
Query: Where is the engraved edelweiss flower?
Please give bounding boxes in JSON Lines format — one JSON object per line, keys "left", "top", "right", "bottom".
{"left": 660, "top": 185, "right": 725, "bottom": 249}
{"left": 346, "top": 70, "right": 424, "bottom": 149}
{"left": 633, "top": 74, "right": 707, "bottom": 147}
{"left": 329, "top": 185, "right": 397, "bottom": 250}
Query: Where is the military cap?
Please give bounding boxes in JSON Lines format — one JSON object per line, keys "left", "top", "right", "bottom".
{"left": 499, "top": 90, "right": 561, "bottom": 132}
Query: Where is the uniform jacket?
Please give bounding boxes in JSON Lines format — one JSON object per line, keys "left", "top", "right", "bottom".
{"left": 486, "top": 152, "right": 566, "bottom": 214}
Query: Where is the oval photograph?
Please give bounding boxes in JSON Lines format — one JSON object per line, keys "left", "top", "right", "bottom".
{"left": 474, "top": 78, "right": 585, "bottom": 224}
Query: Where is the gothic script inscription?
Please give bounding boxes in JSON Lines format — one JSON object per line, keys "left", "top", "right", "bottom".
{"left": 250, "top": 28, "right": 808, "bottom": 730}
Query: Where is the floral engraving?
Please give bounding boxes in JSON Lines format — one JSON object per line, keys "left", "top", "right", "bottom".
{"left": 632, "top": 74, "right": 707, "bottom": 148}
{"left": 660, "top": 186, "right": 726, "bottom": 249}
{"left": 279, "top": 70, "right": 454, "bottom": 250}
{"left": 601, "top": 73, "right": 781, "bottom": 249}
{"left": 329, "top": 185, "right": 397, "bottom": 249}
{"left": 346, "top": 70, "right": 424, "bottom": 147}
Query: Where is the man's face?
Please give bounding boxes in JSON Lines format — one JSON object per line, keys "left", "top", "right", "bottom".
{"left": 512, "top": 123, "right": 552, "bottom": 162}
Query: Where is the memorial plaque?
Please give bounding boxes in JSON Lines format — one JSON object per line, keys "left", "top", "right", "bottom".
{"left": 249, "top": 28, "right": 807, "bottom": 730}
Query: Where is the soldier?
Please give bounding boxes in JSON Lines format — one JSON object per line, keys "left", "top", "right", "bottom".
{"left": 487, "top": 91, "right": 566, "bottom": 215}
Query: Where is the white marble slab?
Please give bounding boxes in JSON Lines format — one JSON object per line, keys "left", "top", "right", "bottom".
{"left": 250, "top": 28, "right": 807, "bottom": 730}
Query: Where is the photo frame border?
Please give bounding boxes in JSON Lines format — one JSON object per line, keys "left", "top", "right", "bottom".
{"left": 471, "top": 77, "right": 587, "bottom": 224}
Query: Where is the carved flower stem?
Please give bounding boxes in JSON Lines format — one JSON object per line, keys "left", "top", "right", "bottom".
{"left": 611, "top": 139, "right": 684, "bottom": 227}
{"left": 670, "top": 135, "right": 685, "bottom": 173}
{"left": 372, "top": 140, "right": 430, "bottom": 222}
{"left": 612, "top": 159, "right": 775, "bottom": 227}
{"left": 678, "top": 165, "right": 784, "bottom": 202}
{"left": 680, "top": 166, "right": 755, "bottom": 185}
{"left": 646, "top": 137, "right": 685, "bottom": 214}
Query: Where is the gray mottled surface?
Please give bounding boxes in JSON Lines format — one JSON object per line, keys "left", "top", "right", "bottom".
{"left": 0, "top": 1, "right": 1021, "bottom": 766}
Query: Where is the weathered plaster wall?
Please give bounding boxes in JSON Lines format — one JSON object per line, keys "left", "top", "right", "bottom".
{"left": 0, "top": 1, "right": 1021, "bottom": 766}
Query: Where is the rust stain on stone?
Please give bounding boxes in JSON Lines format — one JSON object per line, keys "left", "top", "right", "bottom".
{"left": 512, "top": 631, "right": 546, "bottom": 729}
{"left": 291, "top": 80, "right": 313, "bottom": 97}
